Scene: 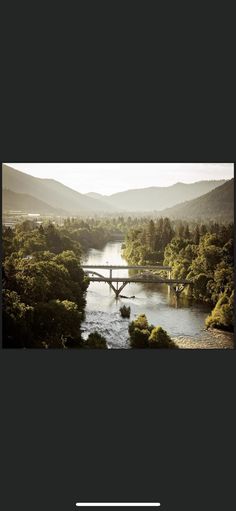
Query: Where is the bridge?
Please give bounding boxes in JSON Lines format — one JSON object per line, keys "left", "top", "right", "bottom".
{"left": 81, "top": 265, "right": 191, "bottom": 298}
{"left": 108, "top": 233, "right": 125, "bottom": 240}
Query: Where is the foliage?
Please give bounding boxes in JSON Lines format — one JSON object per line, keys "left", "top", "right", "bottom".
{"left": 126, "top": 216, "right": 234, "bottom": 335}
{"left": 32, "top": 300, "right": 83, "bottom": 348}
{"left": 163, "top": 228, "right": 234, "bottom": 331}
{"left": 129, "top": 314, "right": 178, "bottom": 349}
{"left": 129, "top": 313, "right": 150, "bottom": 332}
{"left": 205, "top": 291, "right": 234, "bottom": 331}
{"left": 2, "top": 289, "right": 34, "bottom": 348}
{"left": 120, "top": 305, "right": 131, "bottom": 318}
{"left": 123, "top": 218, "right": 174, "bottom": 264}
{"left": 2, "top": 222, "right": 90, "bottom": 348}
{"left": 130, "top": 327, "right": 151, "bottom": 348}
{"left": 2, "top": 215, "right": 234, "bottom": 349}
{"left": 148, "top": 326, "right": 178, "bottom": 349}
{"left": 84, "top": 332, "right": 108, "bottom": 349}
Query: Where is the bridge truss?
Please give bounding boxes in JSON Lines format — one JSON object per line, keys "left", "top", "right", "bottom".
{"left": 81, "top": 265, "right": 191, "bottom": 298}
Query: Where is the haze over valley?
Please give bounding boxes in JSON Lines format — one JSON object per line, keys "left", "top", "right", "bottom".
{"left": 2, "top": 163, "right": 234, "bottom": 221}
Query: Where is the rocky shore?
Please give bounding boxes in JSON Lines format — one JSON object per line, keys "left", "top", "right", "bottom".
{"left": 173, "top": 328, "right": 234, "bottom": 349}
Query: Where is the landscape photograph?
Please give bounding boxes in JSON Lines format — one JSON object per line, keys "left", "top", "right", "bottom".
{"left": 2, "top": 162, "right": 234, "bottom": 349}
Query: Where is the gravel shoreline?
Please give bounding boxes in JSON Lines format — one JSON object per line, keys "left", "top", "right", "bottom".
{"left": 173, "top": 328, "right": 234, "bottom": 349}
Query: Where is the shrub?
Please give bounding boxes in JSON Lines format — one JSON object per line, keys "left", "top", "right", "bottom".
{"left": 129, "top": 313, "right": 178, "bottom": 349}
{"left": 85, "top": 331, "right": 108, "bottom": 349}
{"left": 129, "top": 314, "right": 148, "bottom": 336}
{"left": 148, "top": 326, "right": 178, "bottom": 349}
{"left": 130, "top": 327, "right": 150, "bottom": 348}
{"left": 129, "top": 314, "right": 150, "bottom": 347}
{"left": 63, "top": 335, "right": 84, "bottom": 349}
{"left": 120, "top": 305, "right": 131, "bottom": 318}
{"left": 205, "top": 291, "right": 234, "bottom": 331}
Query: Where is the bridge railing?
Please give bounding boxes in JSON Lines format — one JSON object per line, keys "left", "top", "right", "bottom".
{"left": 81, "top": 265, "right": 171, "bottom": 270}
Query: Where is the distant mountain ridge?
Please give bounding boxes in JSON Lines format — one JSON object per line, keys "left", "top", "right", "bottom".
{"left": 2, "top": 164, "right": 115, "bottom": 214}
{"left": 159, "top": 179, "right": 234, "bottom": 221}
{"left": 2, "top": 164, "right": 231, "bottom": 219}
{"left": 86, "top": 180, "right": 226, "bottom": 211}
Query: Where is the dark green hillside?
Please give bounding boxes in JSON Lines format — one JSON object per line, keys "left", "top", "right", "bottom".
{"left": 160, "top": 179, "right": 234, "bottom": 221}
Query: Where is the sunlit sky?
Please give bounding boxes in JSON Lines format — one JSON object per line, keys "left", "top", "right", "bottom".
{"left": 5, "top": 163, "right": 234, "bottom": 195}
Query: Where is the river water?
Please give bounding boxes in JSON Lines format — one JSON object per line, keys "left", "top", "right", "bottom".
{"left": 81, "top": 241, "right": 211, "bottom": 348}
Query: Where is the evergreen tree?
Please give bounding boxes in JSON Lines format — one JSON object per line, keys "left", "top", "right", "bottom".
{"left": 193, "top": 225, "right": 200, "bottom": 245}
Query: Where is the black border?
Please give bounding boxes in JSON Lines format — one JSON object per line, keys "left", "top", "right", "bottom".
{"left": 2, "top": 3, "right": 236, "bottom": 502}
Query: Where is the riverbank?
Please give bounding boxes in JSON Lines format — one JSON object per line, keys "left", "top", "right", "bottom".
{"left": 82, "top": 241, "right": 233, "bottom": 349}
{"left": 173, "top": 328, "right": 234, "bottom": 349}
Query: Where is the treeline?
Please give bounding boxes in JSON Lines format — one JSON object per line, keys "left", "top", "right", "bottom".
{"left": 63, "top": 215, "right": 157, "bottom": 240}
{"left": 3, "top": 218, "right": 114, "bottom": 259}
{"left": 123, "top": 218, "right": 234, "bottom": 331}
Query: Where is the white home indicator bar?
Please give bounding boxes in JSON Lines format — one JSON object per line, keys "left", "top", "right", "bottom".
{"left": 76, "top": 504, "right": 161, "bottom": 508}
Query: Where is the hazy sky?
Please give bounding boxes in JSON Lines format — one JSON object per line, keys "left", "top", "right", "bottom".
{"left": 6, "top": 163, "right": 234, "bottom": 195}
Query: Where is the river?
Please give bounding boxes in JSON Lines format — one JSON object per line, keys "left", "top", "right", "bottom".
{"left": 81, "top": 241, "right": 215, "bottom": 348}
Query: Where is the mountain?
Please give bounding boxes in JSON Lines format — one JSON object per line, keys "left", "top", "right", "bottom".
{"left": 86, "top": 180, "right": 226, "bottom": 212}
{"left": 86, "top": 192, "right": 105, "bottom": 200}
{"left": 2, "top": 165, "right": 115, "bottom": 214}
{"left": 2, "top": 165, "right": 230, "bottom": 217}
{"left": 159, "top": 179, "right": 234, "bottom": 221}
{"left": 3, "top": 189, "right": 66, "bottom": 215}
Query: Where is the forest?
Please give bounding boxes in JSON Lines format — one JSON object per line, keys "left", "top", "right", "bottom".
{"left": 2, "top": 215, "right": 234, "bottom": 349}
{"left": 123, "top": 218, "right": 234, "bottom": 331}
{"left": 2, "top": 218, "right": 131, "bottom": 348}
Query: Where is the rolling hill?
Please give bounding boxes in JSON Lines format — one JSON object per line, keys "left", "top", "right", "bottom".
{"left": 86, "top": 180, "right": 226, "bottom": 212}
{"left": 159, "top": 178, "right": 234, "bottom": 221}
{"left": 2, "top": 164, "right": 115, "bottom": 214}
{"left": 3, "top": 189, "right": 66, "bottom": 215}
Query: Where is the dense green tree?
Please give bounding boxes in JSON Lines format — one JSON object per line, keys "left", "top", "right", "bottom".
{"left": 177, "top": 221, "right": 185, "bottom": 238}
{"left": 33, "top": 299, "right": 83, "bottom": 348}
{"left": 148, "top": 326, "right": 178, "bottom": 349}
{"left": 128, "top": 314, "right": 178, "bottom": 349}
{"left": 84, "top": 332, "right": 108, "bottom": 349}
{"left": 2, "top": 221, "right": 91, "bottom": 349}
{"left": 184, "top": 225, "right": 190, "bottom": 239}
{"left": 205, "top": 291, "right": 234, "bottom": 331}
{"left": 147, "top": 220, "right": 155, "bottom": 250}
{"left": 2, "top": 290, "right": 34, "bottom": 348}
{"left": 193, "top": 225, "right": 200, "bottom": 245}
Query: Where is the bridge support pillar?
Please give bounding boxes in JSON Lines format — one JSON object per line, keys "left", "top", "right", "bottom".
{"left": 110, "top": 268, "right": 112, "bottom": 279}
{"left": 171, "top": 284, "right": 186, "bottom": 297}
{"left": 113, "top": 281, "right": 129, "bottom": 299}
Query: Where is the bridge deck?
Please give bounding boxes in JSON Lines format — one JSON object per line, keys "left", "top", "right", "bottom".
{"left": 81, "top": 265, "right": 171, "bottom": 270}
{"left": 88, "top": 277, "right": 190, "bottom": 285}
